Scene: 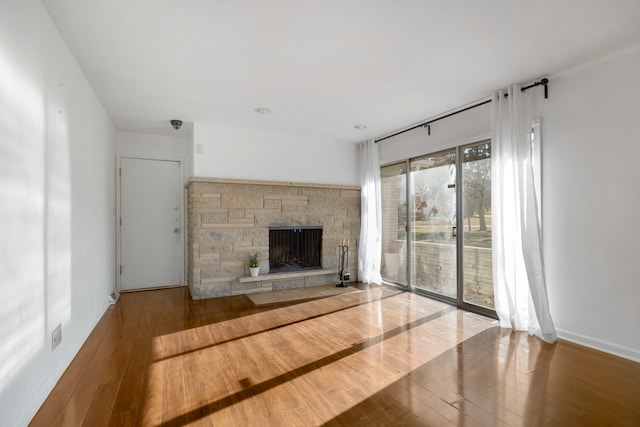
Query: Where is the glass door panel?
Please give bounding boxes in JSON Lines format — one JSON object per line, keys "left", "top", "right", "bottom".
{"left": 461, "top": 141, "right": 494, "bottom": 310}
{"left": 409, "top": 150, "right": 457, "bottom": 299}
{"left": 380, "top": 162, "right": 408, "bottom": 286}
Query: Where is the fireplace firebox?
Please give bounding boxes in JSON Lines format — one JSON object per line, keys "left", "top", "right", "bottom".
{"left": 269, "top": 226, "right": 322, "bottom": 273}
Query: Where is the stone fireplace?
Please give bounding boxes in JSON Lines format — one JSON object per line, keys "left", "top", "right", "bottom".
{"left": 186, "top": 178, "right": 360, "bottom": 299}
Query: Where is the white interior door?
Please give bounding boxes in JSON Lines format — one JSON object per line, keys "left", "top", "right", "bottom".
{"left": 120, "top": 158, "right": 182, "bottom": 291}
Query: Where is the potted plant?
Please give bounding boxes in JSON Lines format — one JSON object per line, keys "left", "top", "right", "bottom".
{"left": 249, "top": 253, "right": 260, "bottom": 277}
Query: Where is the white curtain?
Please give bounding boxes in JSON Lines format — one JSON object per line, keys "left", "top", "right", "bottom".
{"left": 358, "top": 139, "right": 382, "bottom": 284}
{"left": 492, "top": 86, "right": 557, "bottom": 343}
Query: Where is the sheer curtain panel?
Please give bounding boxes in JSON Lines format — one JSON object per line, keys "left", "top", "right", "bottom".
{"left": 358, "top": 140, "right": 382, "bottom": 284}
{"left": 492, "top": 87, "right": 557, "bottom": 343}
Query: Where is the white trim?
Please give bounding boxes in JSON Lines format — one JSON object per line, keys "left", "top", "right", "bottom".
{"left": 531, "top": 118, "right": 542, "bottom": 227}
{"left": 557, "top": 328, "right": 640, "bottom": 363}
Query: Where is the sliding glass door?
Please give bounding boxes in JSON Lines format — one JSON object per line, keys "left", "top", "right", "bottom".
{"left": 380, "top": 162, "right": 408, "bottom": 286}
{"left": 410, "top": 150, "right": 457, "bottom": 299}
{"left": 381, "top": 140, "right": 494, "bottom": 315}
{"left": 461, "top": 142, "right": 493, "bottom": 310}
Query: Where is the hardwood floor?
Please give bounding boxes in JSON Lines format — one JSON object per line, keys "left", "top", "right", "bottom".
{"left": 31, "top": 285, "right": 640, "bottom": 426}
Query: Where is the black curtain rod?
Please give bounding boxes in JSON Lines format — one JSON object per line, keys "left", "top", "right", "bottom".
{"left": 375, "top": 99, "right": 491, "bottom": 143}
{"left": 375, "top": 78, "right": 549, "bottom": 143}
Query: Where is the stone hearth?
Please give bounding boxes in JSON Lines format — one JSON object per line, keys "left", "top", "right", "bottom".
{"left": 187, "top": 178, "right": 360, "bottom": 299}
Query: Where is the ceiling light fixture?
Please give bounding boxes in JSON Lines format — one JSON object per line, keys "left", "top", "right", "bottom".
{"left": 254, "top": 108, "right": 271, "bottom": 114}
{"left": 354, "top": 125, "right": 367, "bottom": 130}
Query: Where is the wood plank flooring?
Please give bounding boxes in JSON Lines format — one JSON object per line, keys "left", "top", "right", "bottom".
{"left": 30, "top": 285, "right": 640, "bottom": 426}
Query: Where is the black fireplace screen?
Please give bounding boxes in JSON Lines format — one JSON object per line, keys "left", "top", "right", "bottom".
{"left": 269, "top": 226, "right": 322, "bottom": 273}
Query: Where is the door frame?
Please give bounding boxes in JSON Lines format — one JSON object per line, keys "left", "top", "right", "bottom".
{"left": 115, "top": 155, "right": 185, "bottom": 293}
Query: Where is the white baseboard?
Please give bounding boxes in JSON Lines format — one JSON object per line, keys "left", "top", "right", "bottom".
{"left": 13, "top": 301, "right": 109, "bottom": 427}
{"left": 556, "top": 328, "right": 640, "bottom": 363}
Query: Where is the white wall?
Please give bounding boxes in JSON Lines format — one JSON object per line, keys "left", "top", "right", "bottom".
{"left": 542, "top": 46, "right": 640, "bottom": 361}
{"left": 0, "top": 1, "right": 116, "bottom": 426}
{"left": 379, "top": 101, "right": 491, "bottom": 165}
{"left": 116, "top": 131, "right": 191, "bottom": 182}
{"left": 193, "top": 122, "right": 360, "bottom": 186}
{"left": 378, "top": 47, "right": 640, "bottom": 362}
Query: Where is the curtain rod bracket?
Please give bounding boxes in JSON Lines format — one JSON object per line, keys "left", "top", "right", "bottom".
{"left": 521, "top": 78, "right": 550, "bottom": 99}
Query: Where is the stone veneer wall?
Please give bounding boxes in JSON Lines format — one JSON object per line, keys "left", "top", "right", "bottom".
{"left": 187, "top": 178, "right": 361, "bottom": 299}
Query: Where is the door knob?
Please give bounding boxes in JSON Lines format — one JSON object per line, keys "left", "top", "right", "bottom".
{"left": 174, "top": 228, "right": 180, "bottom": 234}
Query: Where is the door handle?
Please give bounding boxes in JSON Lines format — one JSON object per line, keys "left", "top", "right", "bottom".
{"left": 452, "top": 226, "right": 456, "bottom": 237}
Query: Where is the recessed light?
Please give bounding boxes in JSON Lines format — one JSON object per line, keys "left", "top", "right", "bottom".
{"left": 255, "top": 108, "right": 271, "bottom": 114}
{"left": 354, "top": 125, "right": 367, "bottom": 130}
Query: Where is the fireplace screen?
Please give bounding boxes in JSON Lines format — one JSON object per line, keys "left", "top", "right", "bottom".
{"left": 269, "top": 226, "right": 322, "bottom": 273}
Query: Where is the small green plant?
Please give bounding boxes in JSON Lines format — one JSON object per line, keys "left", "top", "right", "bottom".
{"left": 249, "top": 253, "right": 259, "bottom": 268}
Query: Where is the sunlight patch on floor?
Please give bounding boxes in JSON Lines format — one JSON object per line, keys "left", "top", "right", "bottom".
{"left": 141, "top": 290, "right": 495, "bottom": 425}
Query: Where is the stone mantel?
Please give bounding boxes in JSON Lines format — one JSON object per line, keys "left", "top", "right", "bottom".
{"left": 187, "top": 178, "right": 360, "bottom": 299}
{"left": 187, "top": 176, "right": 360, "bottom": 191}
{"left": 238, "top": 268, "right": 339, "bottom": 283}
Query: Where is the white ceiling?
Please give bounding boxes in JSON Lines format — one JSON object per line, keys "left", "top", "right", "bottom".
{"left": 42, "top": 0, "right": 640, "bottom": 142}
